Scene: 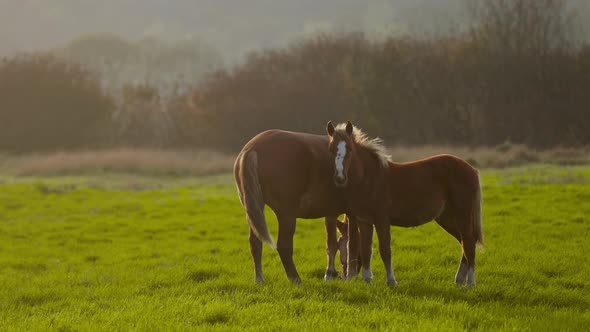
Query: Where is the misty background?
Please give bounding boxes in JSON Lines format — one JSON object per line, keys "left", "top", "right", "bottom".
{"left": 3, "top": 0, "right": 590, "bottom": 60}
{"left": 1, "top": 0, "right": 589, "bottom": 156}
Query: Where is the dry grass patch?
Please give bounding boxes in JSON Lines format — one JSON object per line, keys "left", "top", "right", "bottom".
{"left": 8, "top": 148, "right": 235, "bottom": 176}
{"left": 1, "top": 145, "right": 588, "bottom": 177}
{"left": 388, "top": 144, "right": 590, "bottom": 168}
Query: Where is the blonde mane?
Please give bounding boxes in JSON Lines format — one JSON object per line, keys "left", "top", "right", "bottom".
{"left": 335, "top": 123, "right": 391, "bottom": 167}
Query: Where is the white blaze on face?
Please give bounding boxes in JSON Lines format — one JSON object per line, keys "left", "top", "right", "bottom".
{"left": 335, "top": 141, "right": 347, "bottom": 178}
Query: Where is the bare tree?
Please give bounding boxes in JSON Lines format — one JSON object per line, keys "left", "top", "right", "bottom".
{"left": 467, "top": 0, "right": 576, "bottom": 56}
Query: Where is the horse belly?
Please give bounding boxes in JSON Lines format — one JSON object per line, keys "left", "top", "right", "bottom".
{"left": 296, "top": 191, "right": 342, "bottom": 219}
{"left": 259, "top": 172, "right": 341, "bottom": 219}
{"left": 391, "top": 215, "right": 432, "bottom": 228}
{"left": 391, "top": 200, "right": 446, "bottom": 228}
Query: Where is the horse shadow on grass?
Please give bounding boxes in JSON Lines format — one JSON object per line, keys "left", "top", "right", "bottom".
{"left": 16, "top": 292, "right": 59, "bottom": 307}
{"left": 187, "top": 270, "right": 261, "bottom": 297}
{"left": 187, "top": 270, "right": 220, "bottom": 283}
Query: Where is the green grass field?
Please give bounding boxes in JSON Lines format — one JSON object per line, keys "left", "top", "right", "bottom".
{"left": 1, "top": 166, "right": 589, "bottom": 331}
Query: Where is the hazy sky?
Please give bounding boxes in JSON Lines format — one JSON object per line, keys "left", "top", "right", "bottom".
{"left": 0, "top": 0, "right": 588, "bottom": 61}
{"left": 0, "top": 1, "right": 464, "bottom": 58}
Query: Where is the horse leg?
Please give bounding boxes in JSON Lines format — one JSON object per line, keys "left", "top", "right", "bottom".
{"left": 249, "top": 227, "right": 264, "bottom": 283}
{"left": 358, "top": 221, "right": 374, "bottom": 283}
{"left": 324, "top": 216, "right": 339, "bottom": 280}
{"left": 435, "top": 213, "right": 468, "bottom": 285}
{"left": 346, "top": 215, "right": 361, "bottom": 280}
{"left": 336, "top": 217, "right": 349, "bottom": 278}
{"left": 460, "top": 223, "right": 477, "bottom": 287}
{"left": 276, "top": 214, "right": 301, "bottom": 283}
{"left": 449, "top": 207, "right": 477, "bottom": 287}
{"left": 375, "top": 221, "right": 397, "bottom": 286}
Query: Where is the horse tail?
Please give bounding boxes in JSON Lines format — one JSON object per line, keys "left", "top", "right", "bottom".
{"left": 473, "top": 172, "right": 484, "bottom": 246}
{"left": 237, "top": 151, "right": 275, "bottom": 248}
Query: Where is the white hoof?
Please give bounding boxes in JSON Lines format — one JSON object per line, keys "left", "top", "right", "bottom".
{"left": 362, "top": 268, "right": 373, "bottom": 283}
{"left": 466, "top": 267, "right": 476, "bottom": 287}
{"left": 455, "top": 261, "right": 468, "bottom": 285}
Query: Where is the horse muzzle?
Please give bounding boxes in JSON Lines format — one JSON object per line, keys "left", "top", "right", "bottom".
{"left": 333, "top": 175, "right": 348, "bottom": 187}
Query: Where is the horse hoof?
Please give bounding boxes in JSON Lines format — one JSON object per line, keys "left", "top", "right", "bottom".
{"left": 324, "top": 270, "right": 339, "bottom": 281}
{"left": 291, "top": 277, "right": 302, "bottom": 284}
{"left": 255, "top": 277, "right": 265, "bottom": 283}
{"left": 455, "top": 280, "right": 476, "bottom": 288}
{"left": 362, "top": 277, "right": 372, "bottom": 284}
{"left": 387, "top": 279, "right": 398, "bottom": 287}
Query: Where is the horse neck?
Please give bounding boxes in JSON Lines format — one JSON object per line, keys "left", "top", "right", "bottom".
{"left": 350, "top": 145, "right": 387, "bottom": 186}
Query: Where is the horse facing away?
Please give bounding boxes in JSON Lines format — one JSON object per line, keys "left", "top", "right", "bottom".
{"left": 326, "top": 121, "right": 483, "bottom": 286}
{"left": 234, "top": 129, "right": 351, "bottom": 283}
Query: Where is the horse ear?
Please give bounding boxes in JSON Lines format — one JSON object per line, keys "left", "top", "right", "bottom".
{"left": 327, "top": 121, "right": 335, "bottom": 137}
{"left": 345, "top": 121, "right": 353, "bottom": 136}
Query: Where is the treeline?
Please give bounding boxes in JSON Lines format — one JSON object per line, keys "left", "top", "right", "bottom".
{"left": 0, "top": 0, "right": 589, "bottom": 153}
{"left": 0, "top": 55, "right": 113, "bottom": 152}
{"left": 0, "top": 33, "right": 221, "bottom": 153}
{"left": 191, "top": 34, "right": 590, "bottom": 149}
{"left": 191, "top": 0, "right": 590, "bottom": 149}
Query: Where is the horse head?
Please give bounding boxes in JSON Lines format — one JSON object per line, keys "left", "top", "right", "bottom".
{"left": 326, "top": 120, "right": 355, "bottom": 188}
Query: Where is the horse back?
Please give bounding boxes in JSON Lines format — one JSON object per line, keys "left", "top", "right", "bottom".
{"left": 427, "top": 154, "right": 479, "bottom": 194}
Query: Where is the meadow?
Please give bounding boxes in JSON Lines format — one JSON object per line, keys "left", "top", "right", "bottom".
{"left": 0, "top": 165, "right": 589, "bottom": 331}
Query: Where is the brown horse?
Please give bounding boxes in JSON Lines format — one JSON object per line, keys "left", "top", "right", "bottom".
{"left": 234, "top": 129, "right": 351, "bottom": 283}
{"left": 326, "top": 121, "right": 483, "bottom": 286}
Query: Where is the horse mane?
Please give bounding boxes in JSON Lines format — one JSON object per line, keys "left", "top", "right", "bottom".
{"left": 335, "top": 123, "right": 391, "bottom": 167}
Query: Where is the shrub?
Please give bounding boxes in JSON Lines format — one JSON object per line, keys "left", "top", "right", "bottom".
{"left": 0, "top": 54, "right": 114, "bottom": 153}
